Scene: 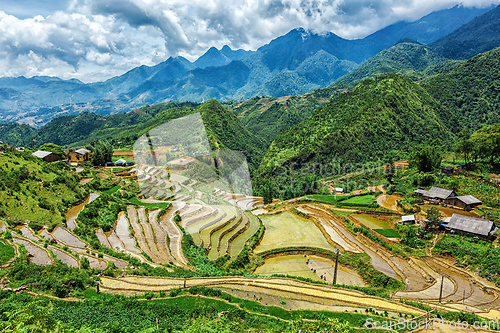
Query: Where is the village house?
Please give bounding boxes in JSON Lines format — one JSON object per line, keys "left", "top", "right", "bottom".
{"left": 443, "top": 195, "right": 482, "bottom": 211}
{"left": 401, "top": 215, "right": 416, "bottom": 225}
{"left": 414, "top": 186, "right": 482, "bottom": 211}
{"left": 445, "top": 214, "right": 498, "bottom": 238}
{"left": 68, "top": 148, "right": 91, "bottom": 165}
{"left": 414, "top": 186, "right": 456, "bottom": 202}
{"left": 32, "top": 150, "right": 59, "bottom": 162}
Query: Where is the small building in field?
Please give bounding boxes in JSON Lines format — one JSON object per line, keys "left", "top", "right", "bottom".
{"left": 334, "top": 187, "right": 344, "bottom": 194}
{"left": 32, "top": 150, "right": 59, "bottom": 162}
{"left": 441, "top": 166, "right": 455, "bottom": 174}
{"left": 402, "top": 215, "right": 416, "bottom": 225}
{"left": 446, "top": 214, "right": 498, "bottom": 238}
{"left": 443, "top": 195, "right": 482, "bottom": 211}
{"left": 414, "top": 186, "right": 456, "bottom": 201}
{"left": 68, "top": 148, "right": 91, "bottom": 164}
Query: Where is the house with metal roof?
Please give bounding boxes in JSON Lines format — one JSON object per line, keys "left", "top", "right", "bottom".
{"left": 32, "top": 150, "right": 59, "bottom": 162}
{"left": 414, "top": 186, "right": 456, "bottom": 200}
{"left": 446, "top": 214, "right": 498, "bottom": 237}
{"left": 68, "top": 148, "right": 91, "bottom": 165}
{"left": 402, "top": 215, "right": 416, "bottom": 225}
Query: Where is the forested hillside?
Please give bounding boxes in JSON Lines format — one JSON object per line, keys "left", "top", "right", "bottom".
{"left": 431, "top": 5, "right": 500, "bottom": 59}
{"left": 334, "top": 40, "right": 446, "bottom": 87}
{"left": 0, "top": 123, "right": 37, "bottom": 146}
{"left": 225, "top": 86, "right": 342, "bottom": 144}
{"left": 423, "top": 47, "right": 500, "bottom": 131}
{"left": 255, "top": 74, "right": 457, "bottom": 193}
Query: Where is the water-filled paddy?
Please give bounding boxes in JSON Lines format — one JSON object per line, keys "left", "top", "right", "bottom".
{"left": 352, "top": 214, "right": 391, "bottom": 229}
{"left": 255, "top": 211, "right": 335, "bottom": 253}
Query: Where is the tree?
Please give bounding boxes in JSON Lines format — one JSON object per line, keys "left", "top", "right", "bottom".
{"left": 408, "top": 141, "right": 444, "bottom": 173}
{"left": 91, "top": 140, "right": 113, "bottom": 166}
{"left": 425, "top": 207, "right": 442, "bottom": 229}
{"left": 454, "top": 129, "right": 476, "bottom": 164}
{"left": 470, "top": 123, "right": 500, "bottom": 163}
{"left": 39, "top": 143, "right": 65, "bottom": 157}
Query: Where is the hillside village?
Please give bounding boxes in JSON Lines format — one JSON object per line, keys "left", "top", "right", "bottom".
{"left": 2, "top": 3, "right": 500, "bottom": 332}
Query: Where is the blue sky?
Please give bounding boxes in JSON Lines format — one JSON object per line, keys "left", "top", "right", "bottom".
{"left": 0, "top": 0, "right": 499, "bottom": 82}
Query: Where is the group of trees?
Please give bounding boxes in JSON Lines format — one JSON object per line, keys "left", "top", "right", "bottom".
{"left": 455, "top": 124, "right": 500, "bottom": 164}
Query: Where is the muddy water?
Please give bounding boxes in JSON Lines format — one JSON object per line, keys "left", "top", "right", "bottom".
{"left": 376, "top": 194, "right": 403, "bottom": 211}
{"left": 308, "top": 257, "right": 365, "bottom": 287}
{"left": 66, "top": 193, "right": 99, "bottom": 230}
{"left": 352, "top": 214, "right": 391, "bottom": 229}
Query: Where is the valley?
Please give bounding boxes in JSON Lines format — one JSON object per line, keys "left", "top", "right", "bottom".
{"left": 2, "top": 4, "right": 500, "bottom": 333}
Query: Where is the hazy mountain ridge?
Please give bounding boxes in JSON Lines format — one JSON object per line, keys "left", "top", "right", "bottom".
{"left": 0, "top": 5, "right": 495, "bottom": 127}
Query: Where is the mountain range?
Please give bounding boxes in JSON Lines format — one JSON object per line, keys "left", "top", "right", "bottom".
{"left": 0, "top": 4, "right": 497, "bottom": 128}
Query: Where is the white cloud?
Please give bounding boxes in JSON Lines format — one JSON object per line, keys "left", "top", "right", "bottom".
{"left": 0, "top": 0, "right": 499, "bottom": 82}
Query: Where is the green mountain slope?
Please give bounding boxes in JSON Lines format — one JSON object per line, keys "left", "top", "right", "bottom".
{"left": 0, "top": 123, "right": 37, "bottom": 146}
{"left": 0, "top": 149, "right": 87, "bottom": 227}
{"left": 334, "top": 40, "right": 446, "bottom": 87}
{"left": 25, "top": 102, "right": 197, "bottom": 148}
{"left": 422, "top": 47, "right": 500, "bottom": 131}
{"left": 430, "top": 5, "right": 500, "bottom": 60}
{"left": 24, "top": 100, "right": 266, "bottom": 172}
{"left": 255, "top": 74, "right": 457, "bottom": 192}
{"left": 225, "top": 86, "right": 343, "bottom": 145}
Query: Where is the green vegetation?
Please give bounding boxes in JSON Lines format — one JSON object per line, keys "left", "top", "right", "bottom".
{"left": 0, "top": 123, "right": 37, "bottom": 146}
{"left": 255, "top": 74, "right": 457, "bottom": 198}
{"left": 430, "top": 6, "right": 500, "bottom": 60}
{"left": 433, "top": 235, "right": 500, "bottom": 285}
{"left": 408, "top": 141, "right": 445, "bottom": 173}
{"left": 373, "top": 229, "right": 401, "bottom": 238}
{"left": 91, "top": 140, "right": 113, "bottom": 166}
{"left": 0, "top": 239, "right": 15, "bottom": 264}
{"left": 0, "top": 148, "right": 87, "bottom": 227}
{"left": 423, "top": 47, "right": 500, "bottom": 131}
{"left": 342, "top": 195, "right": 377, "bottom": 206}
{"left": 126, "top": 196, "right": 171, "bottom": 210}
{"left": 0, "top": 287, "right": 357, "bottom": 333}
{"left": 225, "top": 89, "right": 340, "bottom": 145}
{"left": 334, "top": 40, "right": 445, "bottom": 87}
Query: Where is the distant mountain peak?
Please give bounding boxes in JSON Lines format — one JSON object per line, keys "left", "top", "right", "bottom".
{"left": 395, "top": 38, "right": 422, "bottom": 45}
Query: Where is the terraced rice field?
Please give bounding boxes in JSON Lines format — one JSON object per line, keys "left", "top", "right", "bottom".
{"left": 158, "top": 203, "right": 188, "bottom": 266}
{"left": 51, "top": 227, "right": 87, "bottom": 248}
{"left": 255, "top": 211, "right": 335, "bottom": 253}
{"left": 229, "top": 212, "right": 260, "bottom": 257}
{"left": 115, "top": 211, "right": 141, "bottom": 254}
{"left": 12, "top": 236, "right": 53, "bottom": 266}
{"left": 49, "top": 246, "right": 79, "bottom": 268}
{"left": 100, "top": 275, "right": 424, "bottom": 315}
{"left": 207, "top": 208, "right": 242, "bottom": 260}
{"left": 198, "top": 206, "right": 237, "bottom": 250}
{"left": 148, "top": 209, "right": 176, "bottom": 264}
{"left": 376, "top": 194, "right": 403, "bottom": 211}
{"left": 219, "top": 210, "right": 247, "bottom": 257}
{"left": 352, "top": 214, "right": 391, "bottom": 229}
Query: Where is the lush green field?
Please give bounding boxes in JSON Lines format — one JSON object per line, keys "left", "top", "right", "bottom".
{"left": 255, "top": 211, "right": 335, "bottom": 253}
{"left": 307, "top": 194, "right": 339, "bottom": 203}
{"left": 373, "top": 229, "right": 401, "bottom": 238}
{"left": 343, "top": 195, "right": 376, "bottom": 205}
{"left": 0, "top": 239, "right": 15, "bottom": 264}
{"left": 104, "top": 185, "right": 121, "bottom": 195}
{"left": 126, "top": 196, "right": 171, "bottom": 209}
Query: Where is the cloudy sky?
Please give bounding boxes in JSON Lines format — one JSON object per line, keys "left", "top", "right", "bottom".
{"left": 0, "top": 0, "right": 498, "bottom": 82}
